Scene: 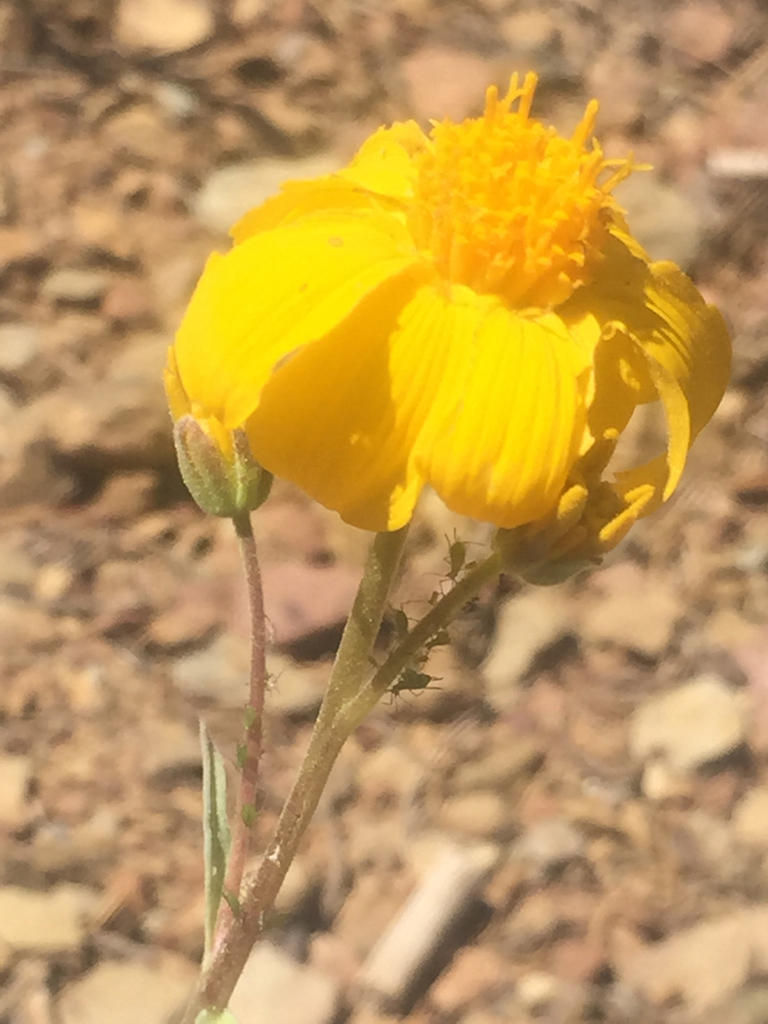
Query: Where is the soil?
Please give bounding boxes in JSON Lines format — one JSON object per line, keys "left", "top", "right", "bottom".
{"left": 2, "top": 1, "right": 768, "bottom": 1023}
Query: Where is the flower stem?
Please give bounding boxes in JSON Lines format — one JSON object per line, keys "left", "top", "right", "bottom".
{"left": 215, "top": 511, "right": 267, "bottom": 941}
{"left": 183, "top": 526, "right": 410, "bottom": 1020}
{"left": 338, "top": 551, "right": 503, "bottom": 733}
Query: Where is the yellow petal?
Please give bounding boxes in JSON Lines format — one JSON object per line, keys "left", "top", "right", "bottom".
{"left": 230, "top": 177, "right": 377, "bottom": 244}
{"left": 415, "top": 289, "right": 592, "bottom": 529}
{"left": 567, "top": 228, "right": 730, "bottom": 499}
{"left": 337, "top": 122, "right": 426, "bottom": 199}
{"left": 173, "top": 209, "right": 421, "bottom": 430}
{"left": 644, "top": 259, "right": 731, "bottom": 443}
{"left": 230, "top": 124, "right": 426, "bottom": 244}
{"left": 244, "top": 277, "right": 445, "bottom": 532}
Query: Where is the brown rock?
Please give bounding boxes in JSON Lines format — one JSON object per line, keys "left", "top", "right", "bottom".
{"left": 229, "top": 941, "right": 340, "bottom": 1024}
{"left": 483, "top": 588, "right": 573, "bottom": 703}
{"left": 141, "top": 720, "right": 202, "bottom": 789}
{"left": 0, "top": 396, "right": 74, "bottom": 508}
{"left": 614, "top": 913, "right": 753, "bottom": 1014}
{"left": 101, "top": 104, "right": 175, "bottom": 163}
{"left": 429, "top": 945, "right": 506, "bottom": 1015}
{"left": 402, "top": 47, "right": 506, "bottom": 124}
{"left": 335, "top": 872, "right": 415, "bottom": 960}
{"left": 115, "top": 0, "right": 214, "bottom": 52}
{"left": 102, "top": 277, "right": 155, "bottom": 326}
{"left": 579, "top": 563, "right": 680, "bottom": 659}
{"left": 732, "top": 786, "right": 768, "bottom": 850}
{"left": 231, "top": 0, "right": 268, "bottom": 26}
{"left": 38, "top": 333, "right": 174, "bottom": 469}
{"left": 0, "top": 755, "right": 32, "bottom": 829}
{"left": 439, "top": 791, "right": 512, "bottom": 840}
{"left": 667, "top": 2, "right": 736, "bottom": 64}
{"left": 58, "top": 954, "right": 196, "bottom": 1024}
{"left": 0, "top": 885, "right": 98, "bottom": 953}
{"left": 629, "top": 675, "right": 746, "bottom": 772}
{"left": 260, "top": 560, "right": 361, "bottom": 651}
{"left": 41, "top": 268, "right": 111, "bottom": 308}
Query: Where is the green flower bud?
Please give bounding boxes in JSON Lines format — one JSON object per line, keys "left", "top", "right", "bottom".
{"left": 173, "top": 417, "right": 272, "bottom": 518}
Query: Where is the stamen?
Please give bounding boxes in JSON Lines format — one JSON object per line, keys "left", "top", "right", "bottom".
{"left": 410, "top": 72, "right": 636, "bottom": 307}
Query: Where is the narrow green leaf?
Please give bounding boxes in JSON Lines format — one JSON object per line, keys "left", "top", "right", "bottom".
{"left": 200, "top": 720, "right": 232, "bottom": 961}
{"left": 195, "top": 1009, "right": 239, "bottom": 1024}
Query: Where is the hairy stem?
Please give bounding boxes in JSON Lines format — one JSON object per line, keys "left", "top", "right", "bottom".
{"left": 215, "top": 511, "right": 267, "bottom": 942}
{"left": 183, "top": 527, "right": 410, "bottom": 1020}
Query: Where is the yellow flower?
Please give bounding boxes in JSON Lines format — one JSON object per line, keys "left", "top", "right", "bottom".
{"left": 166, "top": 72, "right": 730, "bottom": 555}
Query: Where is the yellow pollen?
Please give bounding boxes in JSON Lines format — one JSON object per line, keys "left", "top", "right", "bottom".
{"left": 409, "top": 72, "right": 634, "bottom": 309}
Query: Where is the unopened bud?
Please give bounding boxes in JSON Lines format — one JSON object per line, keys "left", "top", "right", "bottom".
{"left": 173, "top": 416, "right": 272, "bottom": 518}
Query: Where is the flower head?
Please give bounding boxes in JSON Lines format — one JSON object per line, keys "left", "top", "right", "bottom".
{"left": 166, "top": 72, "right": 730, "bottom": 560}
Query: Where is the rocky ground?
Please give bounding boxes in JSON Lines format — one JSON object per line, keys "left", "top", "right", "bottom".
{"left": 2, "top": 0, "right": 768, "bottom": 1022}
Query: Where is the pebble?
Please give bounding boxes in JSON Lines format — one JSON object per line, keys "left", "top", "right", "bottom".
{"left": 115, "top": 0, "right": 214, "bottom": 52}
{"left": 666, "top": 1, "right": 736, "bottom": 64}
{"left": 229, "top": 941, "right": 340, "bottom": 1024}
{"left": 0, "top": 754, "right": 32, "bottom": 829}
{"left": 41, "top": 268, "right": 111, "bottom": 307}
{"left": 260, "top": 560, "right": 361, "bottom": 653}
{"left": 613, "top": 910, "right": 764, "bottom": 1014}
{"left": 232, "top": 0, "right": 268, "bottom": 25}
{"left": 452, "top": 739, "right": 543, "bottom": 791}
{"left": 429, "top": 945, "right": 505, "bottom": 1015}
{"left": 640, "top": 758, "right": 692, "bottom": 801}
{"left": 697, "top": 982, "right": 768, "bottom": 1024}
{"left": 354, "top": 743, "right": 424, "bottom": 804}
{"left": 629, "top": 674, "right": 746, "bottom": 773}
{"left": 358, "top": 843, "right": 498, "bottom": 1011}
{"left": 401, "top": 46, "right": 506, "bottom": 123}
{"left": 140, "top": 719, "right": 202, "bottom": 789}
{"left": 0, "top": 885, "right": 98, "bottom": 953}
{"left": 614, "top": 171, "right": 707, "bottom": 269}
{"left": 267, "top": 655, "right": 331, "bottom": 719}
{"left": 39, "top": 333, "right": 174, "bottom": 470}
{"left": 58, "top": 954, "right": 197, "bottom": 1024}
{"left": 732, "top": 785, "right": 768, "bottom": 850}
{"left": 579, "top": 562, "right": 679, "bottom": 659}
{"left": 0, "top": 323, "right": 42, "bottom": 381}
{"left": 193, "top": 154, "right": 342, "bottom": 235}
{"left": 516, "top": 970, "right": 560, "bottom": 1012}
{"left": 482, "top": 588, "right": 573, "bottom": 702}
{"left": 439, "top": 791, "right": 512, "bottom": 840}
{"left": 512, "top": 817, "right": 584, "bottom": 875}
{"left": 173, "top": 631, "right": 250, "bottom": 708}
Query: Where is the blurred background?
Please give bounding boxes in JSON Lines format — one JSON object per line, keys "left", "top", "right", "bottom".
{"left": 1, "top": 0, "right": 767, "bottom": 1022}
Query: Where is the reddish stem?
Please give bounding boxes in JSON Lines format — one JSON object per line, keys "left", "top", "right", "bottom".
{"left": 215, "top": 511, "right": 267, "bottom": 942}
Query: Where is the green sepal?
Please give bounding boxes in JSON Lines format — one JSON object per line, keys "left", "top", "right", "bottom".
{"left": 173, "top": 417, "right": 272, "bottom": 518}
{"left": 195, "top": 1010, "right": 239, "bottom": 1024}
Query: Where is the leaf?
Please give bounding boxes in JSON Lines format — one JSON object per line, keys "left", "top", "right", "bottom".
{"left": 195, "top": 1009, "right": 240, "bottom": 1024}
{"left": 200, "top": 720, "right": 232, "bottom": 961}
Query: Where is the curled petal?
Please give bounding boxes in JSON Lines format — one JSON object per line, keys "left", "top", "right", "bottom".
{"left": 566, "top": 228, "right": 730, "bottom": 501}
